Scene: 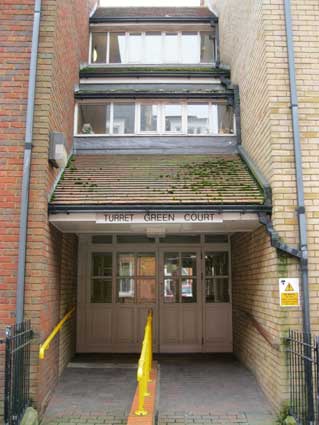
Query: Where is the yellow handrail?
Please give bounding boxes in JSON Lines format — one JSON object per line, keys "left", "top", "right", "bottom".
{"left": 39, "top": 307, "right": 75, "bottom": 360}
{"left": 135, "top": 310, "right": 153, "bottom": 416}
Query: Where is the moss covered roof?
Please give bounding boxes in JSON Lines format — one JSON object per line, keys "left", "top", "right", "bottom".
{"left": 50, "top": 154, "right": 264, "bottom": 206}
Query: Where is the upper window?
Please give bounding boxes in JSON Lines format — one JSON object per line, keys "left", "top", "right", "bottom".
{"left": 76, "top": 101, "right": 235, "bottom": 136}
{"left": 90, "top": 31, "right": 215, "bottom": 65}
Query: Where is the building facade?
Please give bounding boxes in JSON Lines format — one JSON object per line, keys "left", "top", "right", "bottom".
{"left": 0, "top": 0, "right": 318, "bottom": 420}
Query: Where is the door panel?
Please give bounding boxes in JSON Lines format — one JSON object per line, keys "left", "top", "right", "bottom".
{"left": 204, "top": 304, "right": 232, "bottom": 352}
{"left": 159, "top": 249, "right": 202, "bottom": 352}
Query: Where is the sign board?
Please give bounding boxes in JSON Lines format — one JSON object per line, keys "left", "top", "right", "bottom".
{"left": 96, "top": 212, "right": 223, "bottom": 225}
{"left": 279, "top": 278, "right": 300, "bottom": 307}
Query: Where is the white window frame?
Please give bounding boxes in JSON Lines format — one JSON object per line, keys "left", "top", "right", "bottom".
{"left": 89, "top": 31, "right": 215, "bottom": 65}
{"left": 76, "top": 100, "right": 235, "bottom": 137}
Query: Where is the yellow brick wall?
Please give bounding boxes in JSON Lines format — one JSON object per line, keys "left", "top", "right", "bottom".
{"left": 210, "top": 0, "right": 319, "bottom": 410}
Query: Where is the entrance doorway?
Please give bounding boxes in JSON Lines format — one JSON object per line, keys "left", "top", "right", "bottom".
{"left": 76, "top": 234, "right": 232, "bottom": 353}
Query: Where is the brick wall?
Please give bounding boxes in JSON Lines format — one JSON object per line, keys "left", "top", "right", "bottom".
{"left": 211, "top": 0, "right": 319, "bottom": 410}
{"left": 0, "top": 0, "right": 35, "bottom": 416}
{"left": 0, "top": 0, "right": 95, "bottom": 416}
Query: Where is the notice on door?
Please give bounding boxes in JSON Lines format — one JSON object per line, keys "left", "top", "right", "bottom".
{"left": 279, "top": 278, "right": 300, "bottom": 307}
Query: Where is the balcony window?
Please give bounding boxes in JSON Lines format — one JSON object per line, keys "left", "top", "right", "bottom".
{"left": 181, "top": 33, "right": 200, "bottom": 64}
{"left": 91, "top": 33, "right": 107, "bottom": 63}
{"left": 164, "top": 33, "right": 179, "bottom": 63}
{"left": 200, "top": 32, "right": 215, "bottom": 63}
{"left": 109, "top": 32, "right": 126, "bottom": 63}
{"left": 145, "top": 33, "right": 162, "bottom": 64}
{"left": 218, "top": 105, "right": 234, "bottom": 135}
{"left": 140, "top": 105, "right": 158, "bottom": 132}
{"left": 78, "top": 104, "right": 107, "bottom": 134}
{"left": 89, "top": 31, "right": 215, "bottom": 65}
{"left": 113, "top": 103, "right": 135, "bottom": 134}
{"left": 187, "top": 104, "right": 209, "bottom": 135}
{"left": 76, "top": 101, "right": 234, "bottom": 136}
{"left": 164, "top": 104, "right": 183, "bottom": 133}
{"left": 128, "top": 33, "right": 143, "bottom": 63}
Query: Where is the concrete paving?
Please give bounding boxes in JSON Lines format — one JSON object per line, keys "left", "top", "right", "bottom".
{"left": 40, "top": 354, "right": 276, "bottom": 425}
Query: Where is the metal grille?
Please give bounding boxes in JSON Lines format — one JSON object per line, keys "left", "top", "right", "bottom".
{"left": 287, "top": 330, "right": 319, "bottom": 425}
{"left": 3, "top": 320, "right": 33, "bottom": 425}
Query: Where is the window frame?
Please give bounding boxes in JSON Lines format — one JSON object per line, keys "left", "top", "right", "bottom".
{"left": 89, "top": 31, "right": 216, "bottom": 65}
{"left": 75, "top": 100, "right": 236, "bottom": 137}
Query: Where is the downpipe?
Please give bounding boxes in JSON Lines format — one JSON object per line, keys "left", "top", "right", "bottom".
{"left": 283, "top": 0, "right": 314, "bottom": 422}
{"left": 16, "top": 0, "right": 42, "bottom": 324}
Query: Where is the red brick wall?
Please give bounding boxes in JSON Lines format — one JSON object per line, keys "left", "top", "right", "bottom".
{"left": 0, "top": 0, "right": 95, "bottom": 416}
{"left": 0, "top": 0, "right": 35, "bottom": 415}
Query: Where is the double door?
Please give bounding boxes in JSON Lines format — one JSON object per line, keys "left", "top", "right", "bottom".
{"left": 77, "top": 238, "right": 232, "bottom": 353}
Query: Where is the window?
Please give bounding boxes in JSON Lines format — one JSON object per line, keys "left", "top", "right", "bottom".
{"left": 163, "top": 252, "right": 197, "bottom": 303}
{"left": 78, "top": 104, "right": 108, "bottom": 134}
{"left": 117, "top": 253, "right": 156, "bottom": 304}
{"left": 200, "top": 32, "right": 215, "bottom": 63}
{"left": 205, "top": 252, "right": 229, "bottom": 303}
{"left": 187, "top": 104, "right": 209, "bottom": 135}
{"left": 140, "top": 105, "right": 158, "bottom": 132}
{"left": 76, "top": 101, "right": 235, "bottom": 136}
{"left": 109, "top": 32, "right": 126, "bottom": 63}
{"left": 91, "top": 33, "right": 107, "bottom": 63}
{"left": 164, "top": 104, "right": 183, "bottom": 133}
{"left": 91, "top": 253, "right": 112, "bottom": 303}
{"left": 181, "top": 32, "right": 200, "bottom": 63}
{"left": 89, "top": 31, "right": 215, "bottom": 64}
{"left": 113, "top": 103, "right": 135, "bottom": 134}
{"left": 128, "top": 33, "right": 143, "bottom": 63}
{"left": 145, "top": 33, "right": 162, "bottom": 64}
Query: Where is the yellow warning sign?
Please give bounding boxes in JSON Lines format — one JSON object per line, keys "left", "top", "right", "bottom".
{"left": 279, "top": 278, "right": 300, "bottom": 307}
{"left": 285, "top": 283, "right": 295, "bottom": 292}
{"left": 281, "top": 293, "right": 299, "bottom": 306}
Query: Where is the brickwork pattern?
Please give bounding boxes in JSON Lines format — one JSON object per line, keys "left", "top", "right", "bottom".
{"left": 0, "top": 0, "right": 94, "bottom": 416}
{"left": 210, "top": 0, "right": 319, "bottom": 410}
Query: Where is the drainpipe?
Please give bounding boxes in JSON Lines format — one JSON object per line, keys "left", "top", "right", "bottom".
{"left": 283, "top": 0, "right": 311, "bottom": 336}
{"left": 16, "top": 0, "right": 42, "bottom": 324}
{"left": 284, "top": 1, "right": 314, "bottom": 423}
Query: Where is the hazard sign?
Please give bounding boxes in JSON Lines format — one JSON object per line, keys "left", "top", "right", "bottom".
{"left": 279, "top": 278, "right": 300, "bottom": 307}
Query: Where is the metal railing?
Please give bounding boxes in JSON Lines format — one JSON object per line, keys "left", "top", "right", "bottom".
{"left": 2, "top": 320, "right": 33, "bottom": 425}
{"left": 135, "top": 310, "right": 153, "bottom": 416}
{"left": 39, "top": 307, "right": 75, "bottom": 359}
{"left": 287, "top": 330, "right": 319, "bottom": 425}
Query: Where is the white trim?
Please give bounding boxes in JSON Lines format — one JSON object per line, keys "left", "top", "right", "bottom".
{"left": 74, "top": 103, "right": 78, "bottom": 137}
{"left": 88, "top": 32, "right": 92, "bottom": 64}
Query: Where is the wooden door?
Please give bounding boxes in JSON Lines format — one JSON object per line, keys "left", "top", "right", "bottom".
{"left": 159, "top": 249, "right": 202, "bottom": 352}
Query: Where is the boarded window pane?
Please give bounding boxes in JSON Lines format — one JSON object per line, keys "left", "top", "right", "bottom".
{"left": 113, "top": 103, "right": 135, "bottom": 134}
{"left": 109, "top": 33, "right": 126, "bottom": 63}
{"left": 200, "top": 32, "right": 215, "bottom": 63}
{"left": 78, "top": 104, "right": 108, "bottom": 134}
{"left": 91, "top": 33, "right": 107, "bottom": 63}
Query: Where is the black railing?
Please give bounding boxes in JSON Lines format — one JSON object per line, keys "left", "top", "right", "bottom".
{"left": 287, "top": 330, "right": 319, "bottom": 425}
{"left": 2, "top": 320, "right": 33, "bottom": 425}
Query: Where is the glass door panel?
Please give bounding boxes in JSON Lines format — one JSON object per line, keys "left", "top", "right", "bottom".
{"left": 117, "top": 253, "right": 156, "bottom": 304}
